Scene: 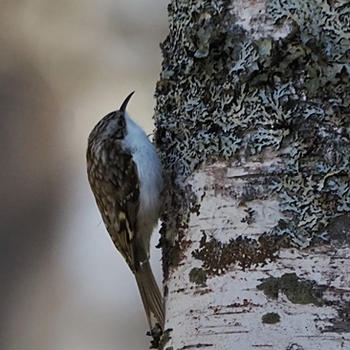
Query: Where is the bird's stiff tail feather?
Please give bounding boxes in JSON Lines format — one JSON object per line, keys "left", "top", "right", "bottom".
{"left": 135, "top": 261, "right": 164, "bottom": 329}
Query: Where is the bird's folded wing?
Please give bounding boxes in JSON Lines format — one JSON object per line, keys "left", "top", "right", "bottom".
{"left": 87, "top": 142, "right": 140, "bottom": 271}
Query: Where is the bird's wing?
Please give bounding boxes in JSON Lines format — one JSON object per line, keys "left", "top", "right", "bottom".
{"left": 87, "top": 141, "right": 140, "bottom": 271}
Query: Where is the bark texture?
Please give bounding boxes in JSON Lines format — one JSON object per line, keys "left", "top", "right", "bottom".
{"left": 154, "top": 0, "right": 349, "bottom": 349}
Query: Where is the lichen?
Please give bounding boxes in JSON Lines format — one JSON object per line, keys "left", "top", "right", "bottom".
{"left": 257, "top": 273, "right": 325, "bottom": 306}
{"left": 155, "top": 0, "right": 350, "bottom": 272}
{"left": 323, "top": 300, "right": 350, "bottom": 333}
{"left": 189, "top": 267, "right": 207, "bottom": 286}
{"left": 324, "top": 213, "right": 350, "bottom": 247}
{"left": 192, "top": 231, "right": 289, "bottom": 275}
{"left": 262, "top": 312, "right": 281, "bottom": 324}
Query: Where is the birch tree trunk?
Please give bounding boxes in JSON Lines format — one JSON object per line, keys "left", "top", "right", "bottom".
{"left": 154, "top": 1, "right": 350, "bottom": 349}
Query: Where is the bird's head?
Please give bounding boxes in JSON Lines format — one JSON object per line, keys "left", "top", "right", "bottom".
{"left": 88, "top": 91, "right": 135, "bottom": 142}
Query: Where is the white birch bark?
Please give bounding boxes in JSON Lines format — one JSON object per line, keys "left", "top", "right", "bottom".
{"left": 164, "top": 158, "right": 350, "bottom": 350}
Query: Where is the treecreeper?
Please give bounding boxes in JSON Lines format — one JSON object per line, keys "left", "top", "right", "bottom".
{"left": 86, "top": 92, "right": 164, "bottom": 331}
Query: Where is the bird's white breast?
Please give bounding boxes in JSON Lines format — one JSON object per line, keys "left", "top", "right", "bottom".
{"left": 122, "top": 113, "right": 163, "bottom": 250}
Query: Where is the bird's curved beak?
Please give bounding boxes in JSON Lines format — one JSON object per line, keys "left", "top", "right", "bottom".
{"left": 120, "top": 91, "right": 135, "bottom": 112}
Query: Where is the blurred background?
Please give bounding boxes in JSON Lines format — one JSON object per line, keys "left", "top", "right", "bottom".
{"left": 0, "top": 1, "right": 168, "bottom": 348}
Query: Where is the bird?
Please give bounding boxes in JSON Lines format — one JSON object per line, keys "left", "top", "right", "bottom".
{"left": 86, "top": 91, "right": 164, "bottom": 329}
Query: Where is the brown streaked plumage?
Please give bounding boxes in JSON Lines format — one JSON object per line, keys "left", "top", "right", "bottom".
{"left": 86, "top": 92, "right": 164, "bottom": 329}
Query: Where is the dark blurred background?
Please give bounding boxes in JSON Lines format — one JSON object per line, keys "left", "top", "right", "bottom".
{"left": 0, "top": 1, "right": 168, "bottom": 348}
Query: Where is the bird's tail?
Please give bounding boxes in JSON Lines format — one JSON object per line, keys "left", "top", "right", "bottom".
{"left": 135, "top": 261, "right": 164, "bottom": 329}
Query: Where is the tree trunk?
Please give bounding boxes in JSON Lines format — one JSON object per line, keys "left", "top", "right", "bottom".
{"left": 154, "top": 0, "right": 350, "bottom": 349}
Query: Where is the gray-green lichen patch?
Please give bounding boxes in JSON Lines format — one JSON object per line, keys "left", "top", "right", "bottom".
{"left": 262, "top": 312, "right": 281, "bottom": 324}
{"left": 189, "top": 267, "right": 207, "bottom": 286}
{"left": 155, "top": 0, "right": 350, "bottom": 265}
{"left": 322, "top": 213, "right": 350, "bottom": 247}
{"left": 257, "top": 273, "right": 325, "bottom": 306}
